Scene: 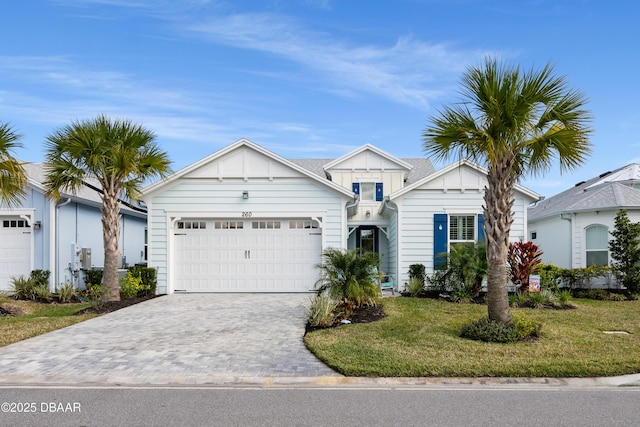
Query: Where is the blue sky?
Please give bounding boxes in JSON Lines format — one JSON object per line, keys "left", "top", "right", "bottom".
{"left": 1, "top": 0, "right": 638, "bottom": 197}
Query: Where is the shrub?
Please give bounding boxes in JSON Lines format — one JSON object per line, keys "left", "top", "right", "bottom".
{"left": 127, "top": 266, "right": 157, "bottom": 296}
{"left": 451, "top": 287, "right": 473, "bottom": 304}
{"left": 85, "top": 284, "right": 104, "bottom": 306}
{"left": 528, "top": 291, "right": 546, "bottom": 308}
{"left": 315, "top": 248, "right": 380, "bottom": 307}
{"left": 0, "top": 291, "right": 7, "bottom": 305}
{"left": 84, "top": 269, "right": 103, "bottom": 287}
{"left": 407, "top": 277, "right": 425, "bottom": 297}
{"left": 408, "top": 264, "right": 426, "bottom": 284}
{"left": 57, "top": 283, "right": 75, "bottom": 303}
{"left": 30, "top": 269, "right": 50, "bottom": 287}
{"left": 307, "top": 293, "right": 339, "bottom": 328}
{"left": 557, "top": 289, "right": 572, "bottom": 306}
{"left": 608, "top": 292, "right": 627, "bottom": 302}
{"left": 10, "top": 276, "right": 35, "bottom": 300}
{"left": 33, "top": 284, "right": 52, "bottom": 301}
{"left": 460, "top": 317, "right": 520, "bottom": 343}
{"left": 426, "top": 269, "right": 448, "bottom": 292}
{"left": 587, "top": 289, "right": 609, "bottom": 300}
{"left": 460, "top": 315, "right": 541, "bottom": 343}
{"left": 534, "top": 263, "right": 563, "bottom": 292}
{"left": 508, "top": 239, "right": 542, "bottom": 291}
{"left": 512, "top": 313, "right": 542, "bottom": 340}
{"left": 120, "top": 271, "right": 144, "bottom": 300}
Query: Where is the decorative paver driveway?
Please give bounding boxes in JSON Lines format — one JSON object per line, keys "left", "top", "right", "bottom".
{"left": 0, "top": 294, "right": 340, "bottom": 385}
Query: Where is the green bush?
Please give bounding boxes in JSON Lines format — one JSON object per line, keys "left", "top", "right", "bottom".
{"left": 10, "top": 276, "right": 35, "bottom": 300}
{"left": 29, "top": 269, "right": 50, "bottom": 287}
{"left": 534, "top": 263, "right": 563, "bottom": 292}
{"left": 557, "top": 289, "right": 572, "bottom": 306}
{"left": 127, "top": 266, "right": 157, "bottom": 296}
{"left": 33, "top": 284, "right": 52, "bottom": 301}
{"left": 84, "top": 269, "right": 103, "bottom": 286}
{"left": 511, "top": 313, "right": 542, "bottom": 340}
{"left": 460, "top": 317, "right": 520, "bottom": 343}
{"left": 608, "top": 292, "right": 627, "bottom": 301}
{"left": 407, "top": 277, "right": 425, "bottom": 297}
{"left": 408, "top": 264, "right": 426, "bottom": 284}
{"left": 120, "top": 271, "right": 144, "bottom": 300}
{"left": 460, "top": 314, "right": 542, "bottom": 343}
{"left": 307, "top": 293, "right": 339, "bottom": 328}
{"left": 57, "top": 283, "right": 75, "bottom": 303}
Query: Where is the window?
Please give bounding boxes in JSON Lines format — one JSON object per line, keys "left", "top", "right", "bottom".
{"left": 449, "top": 215, "right": 475, "bottom": 243}
{"left": 289, "top": 220, "right": 319, "bottom": 229}
{"left": 586, "top": 225, "right": 609, "bottom": 266}
{"left": 252, "top": 221, "right": 281, "bottom": 229}
{"left": 215, "top": 221, "right": 243, "bottom": 229}
{"left": 2, "top": 219, "right": 29, "bottom": 228}
{"left": 352, "top": 182, "right": 383, "bottom": 201}
{"left": 177, "top": 221, "right": 207, "bottom": 230}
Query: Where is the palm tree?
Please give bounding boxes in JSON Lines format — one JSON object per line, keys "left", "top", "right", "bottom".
{"left": 0, "top": 123, "right": 27, "bottom": 207}
{"left": 423, "top": 58, "right": 592, "bottom": 323}
{"left": 44, "top": 115, "right": 171, "bottom": 301}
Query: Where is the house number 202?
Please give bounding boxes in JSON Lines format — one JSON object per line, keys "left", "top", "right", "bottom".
{"left": 242, "top": 211, "right": 253, "bottom": 217}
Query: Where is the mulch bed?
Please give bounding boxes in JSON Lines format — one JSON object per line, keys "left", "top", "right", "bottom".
{"left": 305, "top": 304, "right": 386, "bottom": 335}
{"left": 75, "top": 294, "right": 160, "bottom": 315}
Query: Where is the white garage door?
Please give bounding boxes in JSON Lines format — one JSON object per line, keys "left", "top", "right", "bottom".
{"left": 173, "top": 218, "right": 322, "bottom": 292}
{"left": 0, "top": 217, "right": 32, "bottom": 291}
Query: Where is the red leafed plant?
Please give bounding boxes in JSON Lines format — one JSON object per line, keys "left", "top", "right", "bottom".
{"left": 508, "top": 239, "right": 543, "bottom": 292}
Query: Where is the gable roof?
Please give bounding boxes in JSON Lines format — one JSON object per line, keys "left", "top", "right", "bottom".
{"left": 290, "top": 157, "right": 435, "bottom": 184}
{"left": 388, "top": 158, "right": 540, "bottom": 201}
{"left": 142, "top": 138, "right": 354, "bottom": 198}
{"left": 322, "top": 144, "right": 414, "bottom": 171}
{"left": 528, "top": 163, "right": 640, "bottom": 222}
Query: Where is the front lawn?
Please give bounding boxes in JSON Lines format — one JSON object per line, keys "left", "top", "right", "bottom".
{"left": 304, "top": 297, "right": 640, "bottom": 377}
{"left": 0, "top": 300, "right": 96, "bottom": 347}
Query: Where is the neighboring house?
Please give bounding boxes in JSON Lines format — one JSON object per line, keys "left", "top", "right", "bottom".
{"left": 528, "top": 163, "right": 640, "bottom": 269}
{"left": 0, "top": 163, "right": 148, "bottom": 291}
{"left": 143, "top": 138, "right": 539, "bottom": 294}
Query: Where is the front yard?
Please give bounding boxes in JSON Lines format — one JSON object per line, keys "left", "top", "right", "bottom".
{"left": 0, "top": 300, "right": 96, "bottom": 347}
{"left": 304, "top": 297, "right": 640, "bottom": 377}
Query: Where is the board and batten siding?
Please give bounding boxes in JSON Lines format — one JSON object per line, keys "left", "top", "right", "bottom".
{"left": 147, "top": 177, "right": 348, "bottom": 294}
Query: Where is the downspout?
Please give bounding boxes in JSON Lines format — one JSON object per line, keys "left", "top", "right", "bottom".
{"left": 560, "top": 212, "right": 574, "bottom": 269}
{"left": 55, "top": 198, "right": 72, "bottom": 289}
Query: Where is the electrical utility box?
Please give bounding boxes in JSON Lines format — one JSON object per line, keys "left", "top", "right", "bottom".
{"left": 80, "top": 248, "right": 92, "bottom": 270}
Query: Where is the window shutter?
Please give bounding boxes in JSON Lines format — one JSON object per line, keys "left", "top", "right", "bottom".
{"left": 434, "top": 213, "right": 448, "bottom": 270}
{"left": 477, "top": 214, "right": 486, "bottom": 243}
{"left": 352, "top": 182, "right": 360, "bottom": 195}
{"left": 375, "top": 182, "right": 383, "bottom": 201}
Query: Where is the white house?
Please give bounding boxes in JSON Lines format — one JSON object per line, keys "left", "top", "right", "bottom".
{"left": 143, "top": 139, "right": 539, "bottom": 294}
{"left": 528, "top": 163, "right": 640, "bottom": 269}
{"left": 0, "top": 163, "right": 148, "bottom": 291}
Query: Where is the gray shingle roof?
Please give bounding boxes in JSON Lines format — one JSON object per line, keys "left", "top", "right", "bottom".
{"left": 528, "top": 163, "right": 640, "bottom": 222}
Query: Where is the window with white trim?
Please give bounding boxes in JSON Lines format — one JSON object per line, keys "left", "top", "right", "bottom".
{"left": 586, "top": 225, "right": 609, "bottom": 266}
{"left": 2, "top": 219, "right": 29, "bottom": 228}
{"left": 252, "top": 221, "right": 281, "bottom": 229}
{"left": 215, "top": 221, "right": 243, "bottom": 229}
{"left": 449, "top": 215, "right": 475, "bottom": 243}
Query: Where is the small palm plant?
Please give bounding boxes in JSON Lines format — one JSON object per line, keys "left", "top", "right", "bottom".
{"left": 315, "top": 248, "right": 380, "bottom": 307}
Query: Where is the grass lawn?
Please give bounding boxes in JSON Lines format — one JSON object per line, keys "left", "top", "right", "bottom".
{"left": 304, "top": 297, "right": 640, "bottom": 377}
{"left": 0, "top": 300, "right": 96, "bottom": 347}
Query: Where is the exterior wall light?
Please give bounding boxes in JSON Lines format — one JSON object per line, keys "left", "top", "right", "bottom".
{"left": 242, "top": 191, "right": 249, "bottom": 199}
{"left": 34, "top": 221, "right": 42, "bottom": 230}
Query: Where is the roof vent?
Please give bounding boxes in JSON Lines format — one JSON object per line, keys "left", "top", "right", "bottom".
{"left": 574, "top": 180, "right": 586, "bottom": 187}
{"left": 599, "top": 171, "right": 612, "bottom": 178}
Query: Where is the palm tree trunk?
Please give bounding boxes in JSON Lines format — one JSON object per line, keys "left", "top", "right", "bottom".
{"left": 102, "top": 190, "right": 121, "bottom": 302}
{"left": 484, "top": 159, "right": 516, "bottom": 324}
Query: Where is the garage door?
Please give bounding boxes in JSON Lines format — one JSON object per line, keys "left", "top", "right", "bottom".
{"left": 173, "top": 218, "right": 322, "bottom": 292}
{"left": 0, "top": 217, "right": 32, "bottom": 291}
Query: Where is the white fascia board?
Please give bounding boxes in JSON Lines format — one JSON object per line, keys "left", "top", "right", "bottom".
{"left": 389, "top": 159, "right": 540, "bottom": 201}
{"left": 142, "top": 138, "right": 353, "bottom": 199}
{"left": 323, "top": 144, "right": 414, "bottom": 171}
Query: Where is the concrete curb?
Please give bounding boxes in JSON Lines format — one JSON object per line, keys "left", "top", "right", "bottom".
{"left": 1, "top": 373, "right": 639, "bottom": 388}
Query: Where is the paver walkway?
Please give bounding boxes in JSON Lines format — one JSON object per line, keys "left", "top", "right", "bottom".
{"left": 0, "top": 293, "right": 339, "bottom": 385}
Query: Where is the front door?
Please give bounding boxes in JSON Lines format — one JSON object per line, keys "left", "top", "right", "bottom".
{"left": 357, "top": 226, "right": 378, "bottom": 254}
